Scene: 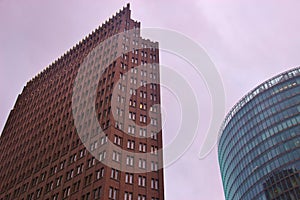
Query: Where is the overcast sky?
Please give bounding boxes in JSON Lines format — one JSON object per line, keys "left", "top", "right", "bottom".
{"left": 1, "top": 0, "right": 300, "bottom": 199}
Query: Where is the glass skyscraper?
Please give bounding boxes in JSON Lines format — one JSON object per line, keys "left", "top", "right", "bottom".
{"left": 218, "top": 67, "right": 300, "bottom": 200}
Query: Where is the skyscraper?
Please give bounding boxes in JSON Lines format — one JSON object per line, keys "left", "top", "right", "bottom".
{"left": 218, "top": 67, "right": 300, "bottom": 200}
{"left": 0, "top": 4, "right": 164, "bottom": 200}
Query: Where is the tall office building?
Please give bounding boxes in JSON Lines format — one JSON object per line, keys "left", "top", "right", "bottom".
{"left": 218, "top": 67, "right": 300, "bottom": 200}
{"left": 0, "top": 4, "right": 164, "bottom": 200}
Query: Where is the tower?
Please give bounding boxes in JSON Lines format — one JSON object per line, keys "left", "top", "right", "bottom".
{"left": 0, "top": 4, "right": 164, "bottom": 200}
{"left": 218, "top": 67, "right": 300, "bottom": 199}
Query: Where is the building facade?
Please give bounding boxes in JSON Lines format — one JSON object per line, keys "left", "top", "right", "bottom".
{"left": 218, "top": 67, "right": 300, "bottom": 200}
{"left": 0, "top": 4, "right": 164, "bottom": 200}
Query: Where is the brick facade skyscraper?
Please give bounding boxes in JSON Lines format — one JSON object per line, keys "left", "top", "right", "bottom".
{"left": 0, "top": 4, "right": 164, "bottom": 200}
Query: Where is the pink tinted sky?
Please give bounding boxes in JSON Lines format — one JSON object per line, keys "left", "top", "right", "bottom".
{"left": 1, "top": 0, "right": 300, "bottom": 199}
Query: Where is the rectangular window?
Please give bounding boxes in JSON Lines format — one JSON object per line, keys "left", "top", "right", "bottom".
{"left": 128, "top": 125, "right": 136, "bottom": 134}
{"left": 108, "top": 187, "right": 117, "bottom": 200}
{"left": 138, "top": 159, "right": 146, "bottom": 169}
{"left": 99, "top": 151, "right": 106, "bottom": 161}
{"left": 151, "top": 146, "right": 158, "bottom": 155}
{"left": 127, "top": 140, "right": 135, "bottom": 150}
{"left": 138, "top": 195, "right": 146, "bottom": 200}
{"left": 112, "top": 151, "right": 121, "bottom": 162}
{"left": 151, "top": 131, "right": 158, "bottom": 140}
{"left": 114, "top": 135, "right": 122, "bottom": 146}
{"left": 139, "top": 143, "right": 147, "bottom": 152}
{"left": 100, "top": 135, "right": 108, "bottom": 145}
{"left": 63, "top": 187, "right": 70, "bottom": 198}
{"left": 126, "top": 156, "right": 134, "bottom": 166}
{"left": 96, "top": 167, "right": 104, "bottom": 180}
{"left": 125, "top": 173, "right": 133, "bottom": 184}
{"left": 138, "top": 176, "right": 146, "bottom": 187}
{"left": 124, "top": 192, "right": 133, "bottom": 200}
{"left": 151, "top": 179, "right": 159, "bottom": 190}
{"left": 139, "top": 129, "right": 147, "bottom": 137}
{"left": 151, "top": 118, "right": 157, "bottom": 126}
{"left": 129, "top": 112, "right": 136, "bottom": 120}
{"left": 151, "top": 162, "right": 158, "bottom": 171}
{"left": 110, "top": 168, "right": 119, "bottom": 180}
{"left": 93, "top": 187, "right": 102, "bottom": 199}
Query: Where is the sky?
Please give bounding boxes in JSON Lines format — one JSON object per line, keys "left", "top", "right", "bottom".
{"left": 1, "top": 0, "right": 300, "bottom": 199}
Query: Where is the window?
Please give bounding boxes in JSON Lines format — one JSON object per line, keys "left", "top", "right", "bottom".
{"left": 151, "top": 179, "right": 159, "bottom": 190}
{"left": 96, "top": 168, "right": 104, "bottom": 180}
{"left": 41, "top": 172, "right": 47, "bottom": 182}
{"left": 151, "top": 146, "right": 158, "bottom": 155}
{"left": 60, "top": 160, "right": 65, "bottom": 170}
{"left": 36, "top": 188, "right": 42, "bottom": 198}
{"left": 77, "top": 164, "right": 84, "bottom": 174}
{"left": 140, "top": 115, "right": 147, "bottom": 123}
{"left": 140, "top": 80, "right": 147, "bottom": 87}
{"left": 69, "top": 153, "right": 77, "bottom": 164}
{"left": 115, "top": 121, "right": 123, "bottom": 129}
{"left": 129, "top": 88, "right": 136, "bottom": 95}
{"left": 66, "top": 169, "right": 74, "bottom": 180}
{"left": 138, "top": 195, "right": 146, "bottom": 200}
{"left": 52, "top": 193, "right": 59, "bottom": 200}
{"left": 129, "top": 99, "right": 136, "bottom": 107}
{"left": 127, "top": 140, "right": 135, "bottom": 150}
{"left": 150, "top": 94, "right": 157, "bottom": 101}
{"left": 126, "top": 156, "right": 134, "bottom": 166}
{"left": 141, "top": 70, "right": 147, "bottom": 76}
{"left": 138, "top": 176, "right": 146, "bottom": 187}
{"left": 128, "top": 125, "right": 136, "bottom": 134}
{"left": 87, "top": 157, "right": 96, "bottom": 168}
{"left": 151, "top": 131, "right": 158, "bottom": 140}
{"left": 110, "top": 169, "right": 119, "bottom": 180}
{"left": 63, "top": 187, "right": 70, "bottom": 198}
{"left": 93, "top": 186, "right": 102, "bottom": 199}
{"left": 121, "top": 62, "right": 126, "bottom": 70}
{"left": 50, "top": 165, "right": 57, "bottom": 176}
{"left": 139, "top": 128, "right": 147, "bottom": 137}
{"left": 125, "top": 173, "right": 133, "bottom": 184}
{"left": 114, "top": 135, "right": 122, "bottom": 146}
{"left": 130, "top": 67, "right": 137, "bottom": 74}
{"left": 100, "top": 135, "right": 108, "bottom": 145}
{"left": 124, "top": 192, "right": 133, "bottom": 200}
{"left": 151, "top": 118, "right": 157, "bottom": 126}
{"left": 129, "top": 112, "right": 136, "bottom": 120}
{"left": 139, "top": 143, "right": 147, "bottom": 152}
{"left": 130, "top": 77, "right": 137, "bottom": 84}
{"left": 138, "top": 159, "right": 146, "bottom": 169}
{"left": 139, "top": 103, "right": 147, "bottom": 110}
{"left": 150, "top": 106, "right": 158, "bottom": 113}
{"left": 99, "top": 151, "right": 106, "bottom": 161}
{"left": 140, "top": 91, "right": 147, "bottom": 98}
{"left": 84, "top": 174, "right": 92, "bottom": 186}
{"left": 153, "top": 84, "right": 157, "bottom": 90}
{"left": 72, "top": 180, "right": 81, "bottom": 193}
{"left": 116, "top": 108, "right": 123, "bottom": 116}
{"left": 79, "top": 148, "right": 86, "bottom": 158}
{"left": 112, "top": 151, "right": 121, "bottom": 162}
{"left": 81, "top": 192, "right": 90, "bottom": 200}
{"left": 151, "top": 162, "right": 158, "bottom": 171}
{"left": 109, "top": 187, "right": 117, "bottom": 199}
